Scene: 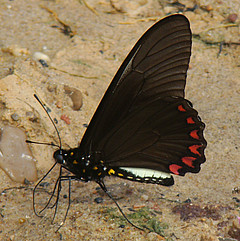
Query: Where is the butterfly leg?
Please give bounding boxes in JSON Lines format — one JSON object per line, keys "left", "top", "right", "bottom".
{"left": 51, "top": 172, "right": 79, "bottom": 232}
{"left": 96, "top": 179, "right": 145, "bottom": 231}
{"left": 33, "top": 162, "right": 58, "bottom": 217}
{"left": 35, "top": 165, "right": 64, "bottom": 222}
{"left": 33, "top": 164, "right": 77, "bottom": 231}
{"left": 54, "top": 173, "right": 74, "bottom": 232}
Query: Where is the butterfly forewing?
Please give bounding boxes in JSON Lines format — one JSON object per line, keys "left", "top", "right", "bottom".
{"left": 78, "top": 14, "right": 206, "bottom": 184}
{"left": 80, "top": 15, "right": 192, "bottom": 150}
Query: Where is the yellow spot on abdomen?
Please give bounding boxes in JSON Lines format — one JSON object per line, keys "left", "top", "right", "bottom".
{"left": 73, "top": 160, "right": 78, "bottom": 164}
{"left": 108, "top": 169, "right": 115, "bottom": 175}
{"left": 118, "top": 173, "right": 123, "bottom": 177}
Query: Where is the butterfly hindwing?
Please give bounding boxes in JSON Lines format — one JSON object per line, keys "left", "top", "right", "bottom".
{"left": 100, "top": 97, "right": 206, "bottom": 174}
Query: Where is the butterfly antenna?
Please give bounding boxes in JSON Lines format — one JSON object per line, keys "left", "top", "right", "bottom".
{"left": 26, "top": 140, "right": 59, "bottom": 147}
{"left": 33, "top": 94, "right": 62, "bottom": 149}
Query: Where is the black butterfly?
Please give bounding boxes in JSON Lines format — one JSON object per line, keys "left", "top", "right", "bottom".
{"left": 32, "top": 14, "right": 206, "bottom": 230}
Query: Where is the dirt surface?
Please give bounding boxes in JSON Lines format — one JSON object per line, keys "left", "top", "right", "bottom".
{"left": 0, "top": 0, "right": 240, "bottom": 240}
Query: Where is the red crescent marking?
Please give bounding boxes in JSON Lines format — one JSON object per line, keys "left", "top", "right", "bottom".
{"left": 189, "top": 145, "right": 202, "bottom": 156}
{"left": 182, "top": 156, "right": 196, "bottom": 168}
{"left": 190, "top": 130, "right": 200, "bottom": 139}
{"left": 187, "top": 117, "right": 195, "bottom": 124}
{"left": 169, "top": 164, "right": 182, "bottom": 175}
{"left": 178, "top": 105, "right": 186, "bottom": 112}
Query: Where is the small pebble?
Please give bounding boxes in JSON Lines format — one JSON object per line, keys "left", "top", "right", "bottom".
{"left": 64, "top": 85, "right": 83, "bottom": 111}
{"left": 133, "top": 204, "right": 145, "bottom": 209}
{"left": 56, "top": 100, "right": 62, "bottom": 108}
{"left": 60, "top": 114, "right": 71, "bottom": 125}
{"left": 184, "top": 198, "right": 192, "bottom": 203}
{"left": 26, "top": 111, "right": 38, "bottom": 122}
{"left": 24, "top": 178, "right": 30, "bottom": 185}
{"left": 39, "top": 182, "right": 50, "bottom": 187}
{"left": 9, "top": 235, "right": 15, "bottom": 241}
{"left": 227, "top": 13, "right": 238, "bottom": 23}
{"left": 2, "top": 45, "right": 30, "bottom": 57}
{"left": 33, "top": 52, "right": 51, "bottom": 66}
{"left": 94, "top": 197, "right": 103, "bottom": 204}
{"left": 11, "top": 113, "right": 19, "bottom": 121}
{"left": 128, "top": 208, "right": 135, "bottom": 212}
{"left": 39, "top": 59, "right": 48, "bottom": 67}
{"left": 233, "top": 197, "right": 240, "bottom": 203}
{"left": 141, "top": 194, "right": 149, "bottom": 201}
{"left": 19, "top": 218, "right": 26, "bottom": 224}
{"left": 203, "top": 4, "right": 213, "bottom": 11}
{"left": 53, "top": 118, "right": 58, "bottom": 124}
{"left": 47, "top": 84, "right": 57, "bottom": 93}
{"left": 26, "top": 111, "right": 33, "bottom": 117}
{"left": 232, "top": 187, "right": 240, "bottom": 194}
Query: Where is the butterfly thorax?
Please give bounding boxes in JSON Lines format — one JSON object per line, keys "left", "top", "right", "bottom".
{"left": 53, "top": 148, "right": 112, "bottom": 182}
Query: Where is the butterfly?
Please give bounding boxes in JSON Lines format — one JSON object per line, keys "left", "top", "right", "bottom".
{"left": 32, "top": 14, "right": 207, "bottom": 230}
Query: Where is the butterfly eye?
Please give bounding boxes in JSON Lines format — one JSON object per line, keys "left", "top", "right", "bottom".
{"left": 53, "top": 150, "right": 64, "bottom": 164}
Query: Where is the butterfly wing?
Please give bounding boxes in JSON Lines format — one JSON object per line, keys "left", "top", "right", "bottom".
{"left": 79, "top": 14, "right": 206, "bottom": 184}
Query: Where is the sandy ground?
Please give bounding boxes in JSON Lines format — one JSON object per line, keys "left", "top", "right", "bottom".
{"left": 0, "top": 0, "right": 240, "bottom": 240}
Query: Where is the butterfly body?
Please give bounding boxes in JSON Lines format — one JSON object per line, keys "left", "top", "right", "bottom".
{"left": 54, "top": 95, "right": 205, "bottom": 186}
{"left": 54, "top": 148, "right": 175, "bottom": 186}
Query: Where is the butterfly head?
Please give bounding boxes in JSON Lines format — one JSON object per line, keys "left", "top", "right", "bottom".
{"left": 54, "top": 149, "right": 66, "bottom": 165}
